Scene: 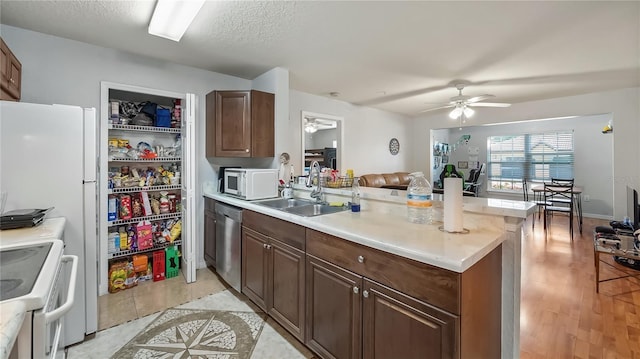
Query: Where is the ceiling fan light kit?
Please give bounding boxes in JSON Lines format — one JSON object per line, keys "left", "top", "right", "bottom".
{"left": 420, "top": 83, "right": 511, "bottom": 120}
{"left": 304, "top": 123, "right": 318, "bottom": 133}
{"left": 448, "top": 105, "right": 475, "bottom": 120}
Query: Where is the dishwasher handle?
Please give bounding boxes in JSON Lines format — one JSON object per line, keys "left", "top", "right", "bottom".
{"left": 215, "top": 202, "right": 243, "bottom": 223}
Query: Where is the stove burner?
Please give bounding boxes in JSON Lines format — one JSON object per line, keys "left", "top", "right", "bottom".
{"left": 0, "top": 279, "right": 24, "bottom": 300}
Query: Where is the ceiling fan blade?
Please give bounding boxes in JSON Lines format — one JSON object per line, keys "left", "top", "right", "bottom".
{"left": 468, "top": 102, "right": 512, "bottom": 108}
{"left": 466, "top": 94, "right": 495, "bottom": 103}
{"left": 418, "top": 104, "right": 455, "bottom": 113}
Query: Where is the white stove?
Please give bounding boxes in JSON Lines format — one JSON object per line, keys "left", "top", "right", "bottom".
{"left": 0, "top": 240, "right": 63, "bottom": 310}
{"left": 0, "top": 218, "right": 78, "bottom": 359}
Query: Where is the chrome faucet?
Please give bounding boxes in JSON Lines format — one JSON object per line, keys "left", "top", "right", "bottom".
{"left": 306, "top": 160, "right": 324, "bottom": 203}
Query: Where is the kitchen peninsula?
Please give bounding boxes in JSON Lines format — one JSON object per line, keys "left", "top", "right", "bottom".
{"left": 205, "top": 186, "right": 534, "bottom": 359}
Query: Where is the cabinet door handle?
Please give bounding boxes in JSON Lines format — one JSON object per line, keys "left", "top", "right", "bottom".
{"left": 263, "top": 243, "right": 267, "bottom": 249}
{"left": 245, "top": 149, "right": 249, "bottom": 153}
{"left": 353, "top": 286, "right": 359, "bottom": 294}
{"left": 363, "top": 290, "right": 369, "bottom": 298}
{"left": 357, "top": 255, "right": 365, "bottom": 263}
{"left": 266, "top": 244, "right": 272, "bottom": 249}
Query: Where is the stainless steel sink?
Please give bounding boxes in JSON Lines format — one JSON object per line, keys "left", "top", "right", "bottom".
{"left": 255, "top": 198, "right": 348, "bottom": 217}
{"left": 282, "top": 203, "right": 348, "bottom": 217}
{"left": 255, "top": 198, "right": 315, "bottom": 209}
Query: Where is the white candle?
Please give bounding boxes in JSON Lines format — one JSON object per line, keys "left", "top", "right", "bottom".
{"left": 444, "top": 178, "right": 464, "bottom": 232}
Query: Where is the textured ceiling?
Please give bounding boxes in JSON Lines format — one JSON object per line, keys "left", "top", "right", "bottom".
{"left": 1, "top": 1, "right": 639, "bottom": 115}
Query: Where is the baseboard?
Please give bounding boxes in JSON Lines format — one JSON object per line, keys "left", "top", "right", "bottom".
{"left": 582, "top": 213, "right": 614, "bottom": 221}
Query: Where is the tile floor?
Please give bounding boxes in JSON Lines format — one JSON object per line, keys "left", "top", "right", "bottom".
{"left": 70, "top": 267, "right": 316, "bottom": 358}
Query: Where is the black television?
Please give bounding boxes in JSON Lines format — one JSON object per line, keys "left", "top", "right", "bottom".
{"left": 626, "top": 185, "right": 639, "bottom": 229}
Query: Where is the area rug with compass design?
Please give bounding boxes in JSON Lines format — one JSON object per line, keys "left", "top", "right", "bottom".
{"left": 111, "top": 308, "right": 267, "bottom": 358}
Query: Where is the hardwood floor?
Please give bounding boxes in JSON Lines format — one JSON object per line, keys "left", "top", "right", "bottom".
{"left": 520, "top": 215, "right": 640, "bottom": 359}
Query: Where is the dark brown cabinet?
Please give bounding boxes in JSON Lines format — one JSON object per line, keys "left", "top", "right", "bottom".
{"left": 242, "top": 210, "right": 306, "bottom": 341}
{"left": 237, "top": 208, "right": 501, "bottom": 359}
{"left": 241, "top": 227, "right": 269, "bottom": 309}
{"left": 0, "top": 37, "right": 22, "bottom": 101}
{"left": 306, "top": 228, "right": 501, "bottom": 359}
{"left": 362, "top": 279, "right": 456, "bottom": 359}
{"left": 269, "top": 237, "right": 306, "bottom": 340}
{"left": 206, "top": 90, "right": 274, "bottom": 158}
{"left": 204, "top": 198, "right": 216, "bottom": 268}
{"left": 305, "top": 255, "right": 456, "bottom": 359}
{"left": 306, "top": 255, "right": 362, "bottom": 359}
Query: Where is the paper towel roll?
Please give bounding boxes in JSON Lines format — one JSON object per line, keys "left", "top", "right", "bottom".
{"left": 444, "top": 177, "right": 464, "bottom": 232}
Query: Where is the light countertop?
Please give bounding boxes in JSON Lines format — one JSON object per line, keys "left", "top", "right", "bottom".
{"left": 0, "top": 217, "right": 66, "bottom": 244}
{"left": 0, "top": 301, "right": 25, "bottom": 359}
{"left": 204, "top": 190, "right": 534, "bottom": 273}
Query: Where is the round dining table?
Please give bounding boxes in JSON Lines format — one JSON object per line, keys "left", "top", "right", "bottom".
{"left": 530, "top": 184, "right": 583, "bottom": 233}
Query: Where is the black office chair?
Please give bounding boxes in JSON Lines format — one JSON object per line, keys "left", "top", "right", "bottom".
{"left": 463, "top": 163, "right": 485, "bottom": 197}
{"left": 438, "top": 164, "right": 465, "bottom": 189}
{"left": 543, "top": 182, "right": 575, "bottom": 239}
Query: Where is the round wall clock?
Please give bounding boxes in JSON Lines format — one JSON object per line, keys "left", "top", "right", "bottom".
{"left": 389, "top": 138, "right": 400, "bottom": 155}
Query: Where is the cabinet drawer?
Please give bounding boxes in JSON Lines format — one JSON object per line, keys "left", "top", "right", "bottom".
{"left": 306, "top": 229, "right": 461, "bottom": 315}
{"left": 243, "top": 210, "right": 305, "bottom": 250}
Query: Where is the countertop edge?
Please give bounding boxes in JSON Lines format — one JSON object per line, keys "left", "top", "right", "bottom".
{"left": 0, "top": 301, "right": 26, "bottom": 359}
{"left": 204, "top": 192, "right": 514, "bottom": 273}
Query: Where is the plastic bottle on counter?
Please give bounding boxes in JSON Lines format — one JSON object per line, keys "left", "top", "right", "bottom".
{"left": 351, "top": 180, "right": 361, "bottom": 212}
{"left": 407, "top": 172, "right": 432, "bottom": 224}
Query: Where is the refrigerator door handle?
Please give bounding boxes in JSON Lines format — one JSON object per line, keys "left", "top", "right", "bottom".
{"left": 83, "top": 180, "right": 97, "bottom": 184}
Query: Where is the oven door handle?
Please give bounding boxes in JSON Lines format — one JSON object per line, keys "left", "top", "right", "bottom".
{"left": 44, "top": 255, "right": 78, "bottom": 324}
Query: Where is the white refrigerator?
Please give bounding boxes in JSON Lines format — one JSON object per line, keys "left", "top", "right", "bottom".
{"left": 0, "top": 101, "right": 98, "bottom": 346}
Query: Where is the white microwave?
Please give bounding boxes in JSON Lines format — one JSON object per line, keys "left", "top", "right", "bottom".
{"left": 223, "top": 168, "right": 279, "bottom": 200}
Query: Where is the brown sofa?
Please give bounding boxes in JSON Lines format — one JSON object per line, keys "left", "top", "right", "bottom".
{"left": 358, "top": 172, "right": 412, "bottom": 189}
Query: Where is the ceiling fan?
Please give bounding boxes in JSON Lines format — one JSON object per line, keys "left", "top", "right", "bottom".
{"left": 419, "top": 84, "right": 511, "bottom": 120}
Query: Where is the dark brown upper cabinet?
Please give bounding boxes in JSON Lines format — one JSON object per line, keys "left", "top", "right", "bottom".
{"left": 1, "top": 37, "right": 22, "bottom": 101}
{"left": 206, "top": 90, "right": 275, "bottom": 158}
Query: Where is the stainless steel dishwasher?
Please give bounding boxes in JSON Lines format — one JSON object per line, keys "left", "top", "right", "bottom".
{"left": 215, "top": 202, "right": 243, "bottom": 292}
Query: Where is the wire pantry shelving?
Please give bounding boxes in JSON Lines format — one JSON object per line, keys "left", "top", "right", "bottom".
{"left": 108, "top": 157, "right": 181, "bottom": 163}
{"left": 109, "top": 124, "right": 181, "bottom": 134}
{"left": 108, "top": 212, "right": 181, "bottom": 227}
{"left": 108, "top": 239, "right": 182, "bottom": 259}
{"left": 109, "top": 184, "right": 181, "bottom": 194}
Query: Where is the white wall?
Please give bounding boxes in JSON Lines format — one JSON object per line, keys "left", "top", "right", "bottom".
{"left": 290, "top": 90, "right": 413, "bottom": 176}
{"left": 442, "top": 114, "right": 614, "bottom": 218}
{"left": 413, "top": 87, "right": 640, "bottom": 218}
{"left": 0, "top": 25, "right": 253, "bottom": 270}
{"left": 306, "top": 128, "right": 337, "bottom": 149}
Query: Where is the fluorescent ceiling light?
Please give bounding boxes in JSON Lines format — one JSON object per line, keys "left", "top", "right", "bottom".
{"left": 148, "top": 0, "right": 206, "bottom": 42}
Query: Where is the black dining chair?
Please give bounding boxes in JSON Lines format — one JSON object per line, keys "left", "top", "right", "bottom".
{"left": 543, "top": 182, "right": 575, "bottom": 239}
{"left": 549, "top": 178, "right": 575, "bottom": 208}
{"left": 551, "top": 178, "right": 575, "bottom": 186}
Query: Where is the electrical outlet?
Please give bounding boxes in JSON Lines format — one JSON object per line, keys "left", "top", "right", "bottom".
{"left": 584, "top": 195, "right": 590, "bottom": 202}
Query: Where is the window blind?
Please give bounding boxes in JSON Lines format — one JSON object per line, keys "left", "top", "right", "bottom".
{"left": 487, "top": 131, "right": 574, "bottom": 191}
